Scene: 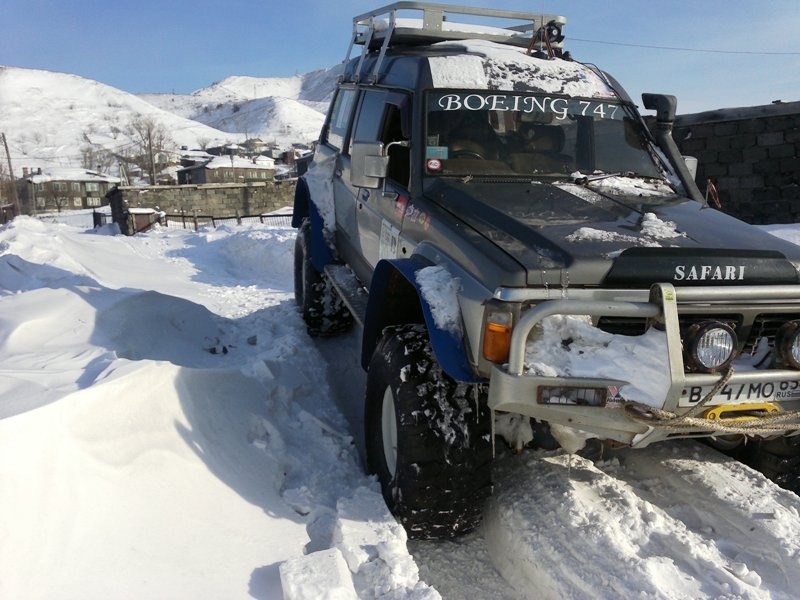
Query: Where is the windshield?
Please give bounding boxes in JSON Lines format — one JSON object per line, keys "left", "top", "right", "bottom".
{"left": 425, "top": 91, "right": 664, "bottom": 179}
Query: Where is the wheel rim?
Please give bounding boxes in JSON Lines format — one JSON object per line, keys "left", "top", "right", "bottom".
{"left": 381, "top": 385, "right": 398, "bottom": 477}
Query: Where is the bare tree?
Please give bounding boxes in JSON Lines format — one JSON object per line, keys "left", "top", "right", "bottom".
{"left": 80, "top": 140, "right": 116, "bottom": 173}
{"left": 126, "top": 117, "right": 175, "bottom": 185}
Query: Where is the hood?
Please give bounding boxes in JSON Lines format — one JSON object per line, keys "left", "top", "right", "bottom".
{"left": 424, "top": 177, "right": 800, "bottom": 287}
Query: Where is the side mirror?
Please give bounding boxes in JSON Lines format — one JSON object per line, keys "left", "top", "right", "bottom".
{"left": 351, "top": 141, "right": 388, "bottom": 189}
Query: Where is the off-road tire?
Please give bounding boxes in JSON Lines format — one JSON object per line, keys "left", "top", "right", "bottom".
{"left": 293, "top": 220, "right": 352, "bottom": 337}
{"left": 364, "top": 324, "right": 492, "bottom": 539}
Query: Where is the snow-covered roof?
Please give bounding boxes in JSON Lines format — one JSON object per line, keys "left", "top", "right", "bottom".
{"left": 26, "top": 167, "right": 121, "bottom": 185}
{"left": 428, "top": 40, "right": 615, "bottom": 98}
{"left": 180, "top": 149, "right": 214, "bottom": 160}
{"left": 177, "top": 155, "right": 275, "bottom": 172}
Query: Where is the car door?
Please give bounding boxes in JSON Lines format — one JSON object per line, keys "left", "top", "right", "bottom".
{"left": 349, "top": 90, "right": 412, "bottom": 275}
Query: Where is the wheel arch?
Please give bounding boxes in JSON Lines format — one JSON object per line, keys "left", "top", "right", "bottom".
{"left": 362, "top": 257, "right": 480, "bottom": 383}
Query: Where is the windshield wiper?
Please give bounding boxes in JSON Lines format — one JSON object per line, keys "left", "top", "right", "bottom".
{"left": 572, "top": 172, "right": 663, "bottom": 186}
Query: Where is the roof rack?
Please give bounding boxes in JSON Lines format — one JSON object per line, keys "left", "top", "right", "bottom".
{"left": 342, "top": 2, "right": 567, "bottom": 83}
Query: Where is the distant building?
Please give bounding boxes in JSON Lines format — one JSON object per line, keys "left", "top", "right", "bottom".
{"left": 19, "top": 167, "right": 121, "bottom": 213}
{"left": 242, "top": 138, "right": 269, "bottom": 154}
{"left": 176, "top": 155, "right": 275, "bottom": 184}
{"left": 205, "top": 143, "right": 245, "bottom": 157}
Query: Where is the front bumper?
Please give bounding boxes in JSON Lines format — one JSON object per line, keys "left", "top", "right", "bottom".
{"left": 487, "top": 283, "right": 800, "bottom": 447}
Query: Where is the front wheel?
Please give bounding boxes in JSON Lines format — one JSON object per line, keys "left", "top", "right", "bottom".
{"left": 293, "top": 219, "right": 352, "bottom": 337}
{"left": 364, "top": 324, "right": 492, "bottom": 539}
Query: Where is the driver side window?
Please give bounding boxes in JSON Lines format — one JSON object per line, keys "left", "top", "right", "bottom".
{"left": 351, "top": 90, "right": 410, "bottom": 189}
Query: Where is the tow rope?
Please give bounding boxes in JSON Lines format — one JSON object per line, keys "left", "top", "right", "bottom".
{"left": 623, "top": 367, "right": 800, "bottom": 435}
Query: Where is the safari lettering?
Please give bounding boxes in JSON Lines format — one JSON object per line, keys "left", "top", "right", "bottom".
{"left": 674, "top": 265, "right": 745, "bottom": 281}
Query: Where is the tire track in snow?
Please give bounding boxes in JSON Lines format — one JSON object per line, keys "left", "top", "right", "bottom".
{"left": 482, "top": 446, "right": 800, "bottom": 600}
{"left": 592, "top": 441, "right": 800, "bottom": 594}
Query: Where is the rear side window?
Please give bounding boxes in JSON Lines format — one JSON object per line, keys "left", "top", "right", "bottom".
{"left": 326, "top": 88, "right": 357, "bottom": 151}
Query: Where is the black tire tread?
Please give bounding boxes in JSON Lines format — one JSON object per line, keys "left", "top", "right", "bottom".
{"left": 365, "top": 324, "right": 492, "bottom": 539}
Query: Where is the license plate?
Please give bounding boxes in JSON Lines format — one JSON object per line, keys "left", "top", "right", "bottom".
{"left": 679, "top": 380, "right": 800, "bottom": 407}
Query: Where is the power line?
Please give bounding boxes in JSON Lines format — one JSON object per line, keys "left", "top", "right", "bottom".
{"left": 570, "top": 37, "right": 800, "bottom": 56}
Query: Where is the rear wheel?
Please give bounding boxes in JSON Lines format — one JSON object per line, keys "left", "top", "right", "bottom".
{"left": 293, "top": 220, "right": 352, "bottom": 337}
{"left": 364, "top": 324, "right": 492, "bottom": 539}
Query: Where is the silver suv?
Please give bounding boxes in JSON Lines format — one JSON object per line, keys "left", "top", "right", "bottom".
{"left": 293, "top": 2, "right": 800, "bottom": 539}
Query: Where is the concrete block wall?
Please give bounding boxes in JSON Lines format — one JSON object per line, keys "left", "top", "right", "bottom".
{"left": 673, "top": 102, "right": 800, "bottom": 224}
{"left": 108, "top": 181, "right": 295, "bottom": 218}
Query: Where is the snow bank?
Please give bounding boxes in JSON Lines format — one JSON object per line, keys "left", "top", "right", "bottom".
{"left": 0, "top": 218, "right": 434, "bottom": 599}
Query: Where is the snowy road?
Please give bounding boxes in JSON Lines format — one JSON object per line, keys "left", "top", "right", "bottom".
{"left": 1, "top": 217, "right": 799, "bottom": 599}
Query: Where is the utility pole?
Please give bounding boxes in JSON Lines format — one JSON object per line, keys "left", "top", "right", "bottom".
{"left": 1, "top": 132, "right": 20, "bottom": 215}
{"left": 147, "top": 128, "right": 156, "bottom": 185}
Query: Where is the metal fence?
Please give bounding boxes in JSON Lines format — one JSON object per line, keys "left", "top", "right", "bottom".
{"left": 163, "top": 212, "right": 294, "bottom": 231}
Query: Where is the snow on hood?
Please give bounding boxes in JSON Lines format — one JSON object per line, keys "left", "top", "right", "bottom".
{"left": 566, "top": 211, "right": 685, "bottom": 249}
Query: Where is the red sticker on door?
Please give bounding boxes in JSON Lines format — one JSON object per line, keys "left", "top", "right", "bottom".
{"left": 426, "top": 158, "right": 442, "bottom": 172}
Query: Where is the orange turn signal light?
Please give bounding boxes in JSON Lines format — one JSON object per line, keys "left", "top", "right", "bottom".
{"left": 483, "top": 321, "right": 512, "bottom": 363}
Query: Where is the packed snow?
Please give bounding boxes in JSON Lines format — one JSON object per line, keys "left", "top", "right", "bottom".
{"left": 2, "top": 214, "right": 800, "bottom": 599}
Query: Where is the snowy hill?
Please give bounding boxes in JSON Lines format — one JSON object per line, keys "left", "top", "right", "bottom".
{"left": 0, "top": 66, "right": 241, "bottom": 172}
{"left": 140, "top": 68, "right": 340, "bottom": 119}
{"left": 0, "top": 65, "right": 340, "bottom": 174}
{"left": 190, "top": 96, "right": 328, "bottom": 145}
{"left": 140, "top": 68, "right": 341, "bottom": 146}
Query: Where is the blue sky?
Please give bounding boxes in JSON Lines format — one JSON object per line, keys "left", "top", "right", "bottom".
{"left": 3, "top": 0, "right": 799, "bottom": 113}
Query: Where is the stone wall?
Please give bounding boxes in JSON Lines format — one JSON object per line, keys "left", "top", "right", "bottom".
{"left": 673, "top": 102, "right": 800, "bottom": 224}
{"left": 107, "top": 181, "right": 295, "bottom": 218}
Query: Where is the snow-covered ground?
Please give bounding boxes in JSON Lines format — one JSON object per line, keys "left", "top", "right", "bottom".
{"left": 1, "top": 215, "right": 800, "bottom": 599}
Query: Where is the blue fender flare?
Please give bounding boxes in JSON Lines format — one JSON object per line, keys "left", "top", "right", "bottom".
{"left": 292, "top": 176, "right": 335, "bottom": 272}
{"left": 362, "top": 258, "right": 480, "bottom": 383}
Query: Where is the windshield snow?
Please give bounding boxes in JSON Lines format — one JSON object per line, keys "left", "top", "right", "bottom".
{"left": 425, "top": 90, "right": 664, "bottom": 179}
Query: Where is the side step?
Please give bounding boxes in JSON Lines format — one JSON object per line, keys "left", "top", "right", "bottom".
{"left": 325, "top": 264, "right": 369, "bottom": 328}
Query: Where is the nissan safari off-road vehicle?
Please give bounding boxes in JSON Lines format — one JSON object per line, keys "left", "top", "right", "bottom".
{"left": 292, "top": 2, "right": 800, "bottom": 539}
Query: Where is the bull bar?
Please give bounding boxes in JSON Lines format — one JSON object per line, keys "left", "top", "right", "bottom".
{"left": 487, "top": 283, "right": 800, "bottom": 447}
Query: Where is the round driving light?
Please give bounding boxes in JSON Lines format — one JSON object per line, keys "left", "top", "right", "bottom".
{"left": 684, "top": 321, "right": 737, "bottom": 373}
{"left": 775, "top": 320, "right": 800, "bottom": 369}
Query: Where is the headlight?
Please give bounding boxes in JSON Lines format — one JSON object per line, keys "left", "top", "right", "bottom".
{"left": 775, "top": 320, "right": 800, "bottom": 369}
{"left": 684, "top": 321, "right": 737, "bottom": 373}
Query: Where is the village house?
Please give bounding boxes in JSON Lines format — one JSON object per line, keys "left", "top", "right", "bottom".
{"left": 19, "top": 167, "right": 121, "bottom": 213}
{"left": 176, "top": 154, "right": 275, "bottom": 185}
